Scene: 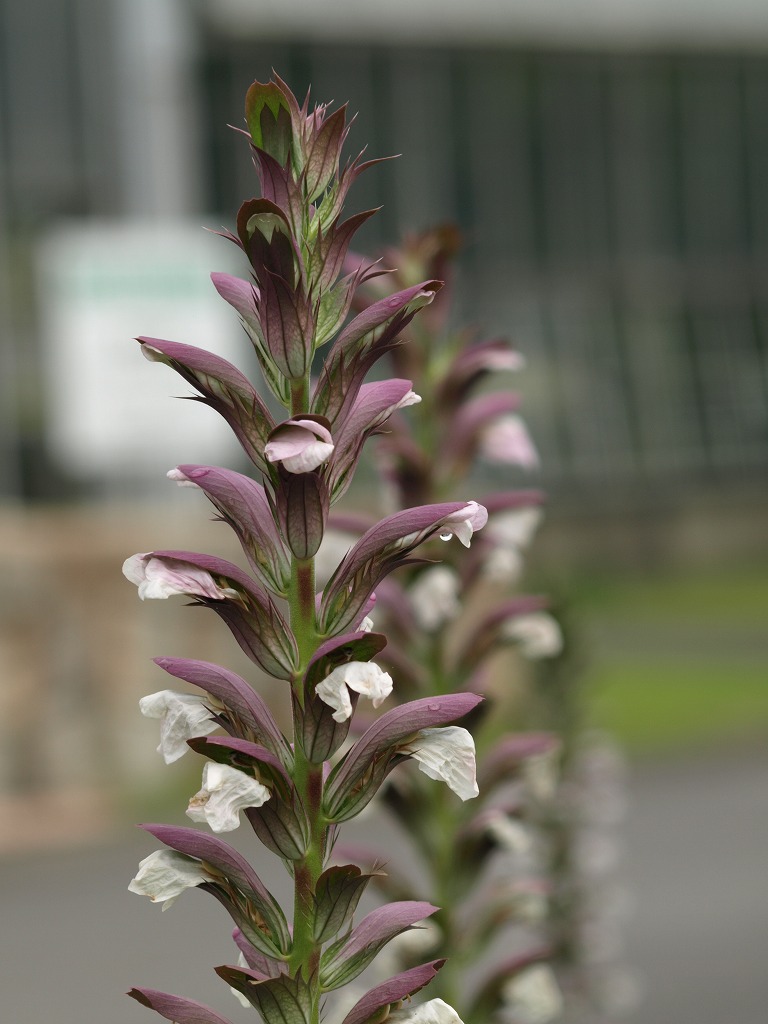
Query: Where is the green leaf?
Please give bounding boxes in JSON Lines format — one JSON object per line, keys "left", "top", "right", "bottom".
{"left": 304, "top": 106, "right": 347, "bottom": 202}
{"left": 313, "top": 865, "right": 378, "bottom": 943}
{"left": 216, "top": 968, "right": 313, "bottom": 1024}
{"left": 315, "top": 280, "right": 351, "bottom": 348}
{"left": 245, "top": 81, "right": 294, "bottom": 168}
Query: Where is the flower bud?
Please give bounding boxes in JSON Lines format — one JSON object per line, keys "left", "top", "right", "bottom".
{"left": 265, "top": 418, "right": 334, "bottom": 473}
{"left": 277, "top": 470, "right": 329, "bottom": 559}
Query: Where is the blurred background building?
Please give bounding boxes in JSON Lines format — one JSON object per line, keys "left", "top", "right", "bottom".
{"left": 0, "top": 4, "right": 766, "bottom": 1022}
{"left": 3, "top": 0, "right": 768, "bottom": 507}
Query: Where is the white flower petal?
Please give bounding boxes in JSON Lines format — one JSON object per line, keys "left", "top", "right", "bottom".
{"left": 139, "top": 690, "right": 218, "bottom": 763}
{"left": 123, "top": 553, "right": 236, "bottom": 602}
{"left": 315, "top": 661, "right": 393, "bottom": 723}
{"left": 281, "top": 440, "right": 335, "bottom": 473}
{"left": 395, "top": 389, "right": 422, "bottom": 410}
{"left": 141, "top": 344, "right": 164, "bottom": 362}
{"left": 186, "top": 762, "right": 271, "bottom": 833}
{"left": 128, "top": 849, "right": 208, "bottom": 910}
{"left": 500, "top": 880, "right": 550, "bottom": 924}
{"left": 489, "top": 507, "right": 543, "bottom": 550}
{"left": 501, "top": 964, "right": 563, "bottom": 1024}
{"left": 166, "top": 467, "right": 200, "bottom": 487}
{"left": 481, "top": 350, "right": 526, "bottom": 372}
{"left": 480, "top": 414, "right": 539, "bottom": 468}
{"left": 388, "top": 998, "right": 466, "bottom": 1024}
{"left": 523, "top": 749, "right": 561, "bottom": 802}
{"left": 503, "top": 612, "right": 563, "bottom": 659}
{"left": 409, "top": 566, "right": 461, "bottom": 632}
{"left": 405, "top": 726, "right": 478, "bottom": 800}
{"left": 441, "top": 501, "right": 488, "bottom": 548}
{"left": 230, "top": 951, "right": 252, "bottom": 1007}
{"left": 482, "top": 507, "right": 544, "bottom": 582}
{"left": 485, "top": 812, "right": 535, "bottom": 854}
{"left": 482, "top": 547, "right": 524, "bottom": 585}
{"left": 264, "top": 420, "right": 335, "bottom": 474}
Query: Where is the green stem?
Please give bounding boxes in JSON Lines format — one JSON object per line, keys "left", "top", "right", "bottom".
{"left": 290, "top": 374, "right": 311, "bottom": 417}
{"left": 284, "top": 353, "right": 325, "bottom": 1018}
{"left": 288, "top": 728, "right": 326, "bottom": 966}
{"left": 288, "top": 557, "right": 317, "bottom": 682}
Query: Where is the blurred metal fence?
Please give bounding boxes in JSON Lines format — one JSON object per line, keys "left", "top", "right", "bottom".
{"left": 1, "top": 1, "right": 767, "bottom": 492}
{"left": 204, "top": 42, "right": 768, "bottom": 486}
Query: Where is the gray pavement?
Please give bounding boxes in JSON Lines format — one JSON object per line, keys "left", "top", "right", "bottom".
{"left": 621, "top": 743, "right": 768, "bottom": 1024}
{"left": 0, "top": 744, "right": 765, "bottom": 1024}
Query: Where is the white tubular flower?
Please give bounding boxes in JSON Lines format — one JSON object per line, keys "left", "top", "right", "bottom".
{"left": 439, "top": 501, "right": 488, "bottom": 547}
{"left": 483, "top": 507, "right": 544, "bottom": 584}
{"left": 139, "top": 690, "right": 218, "bottom": 764}
{"left": 501, "top": 964, "right": 563, "bottom": 1024}
{"left": 485, "top": 811, "right": 535, "bottom": 854}
{"left": 128, "top": 849, "right": 208, "bottom": 910}
{"left": 501, "top": 880, "right": 550, "bottom": 924}
{"left": 409, "top": 566, "right": 461, "bottom": 632}
{"left": 480, "top": 414, "right": 539, "bottom": 469}
{"left": 490, "top": 506, "right": 543, "bottom": 551}
{"left": 523, "top": 748, "right": 561, "bottom": 803}
{"left": 403, "top": 726, "right": 479, "bottom": 801}
{"left": 393, "top": 389, "right": 421, "bottom": 410}
{"left": 368, "top": 387, "right": 422, "bottom": 428}
{"left": 186, "top": 761, "right": 271, "bottom": 833}
{"left": 166, "top": 467, "right": 200, "bottom": 488}
{"left": 264, "top": 419, "right": 334, "bottom": 473}
{"left": 358, "top": 615, "right": 374, "bottom": 633}
{"left": 483, "top": 547, "right": 524, "bottom": 585}
{"left": 315, "top": 661, "right": 393, "bottom": 723}
{"left": 502, "top": 612, "right": 563, "bottom": 659}
{"left": 388, "top": 997, "right": 466, "bottom": 1023}
{"left": 230, "top": 951, "right": 251, "bottom": 1008}
{"left": 480, "top": 350, "right": 526, "bottom": 373}
{"left": 123, "top": 553, "right": 238, "bottom": 602}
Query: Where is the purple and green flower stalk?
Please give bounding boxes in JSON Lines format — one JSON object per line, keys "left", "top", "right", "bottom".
{"left": 326, "top": 228, "right": 567, "bottom": 1023}
{"left": 123, "top": 77, "right": 486, "bottom": 1024}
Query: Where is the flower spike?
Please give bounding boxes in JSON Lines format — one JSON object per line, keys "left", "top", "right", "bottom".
{"left": 125, "top": 74, "right": 511, "bottom": 1024}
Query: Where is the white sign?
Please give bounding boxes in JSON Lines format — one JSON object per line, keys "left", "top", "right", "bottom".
{"left": 39, "top": 220, "right": 252, "bottom": 483}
